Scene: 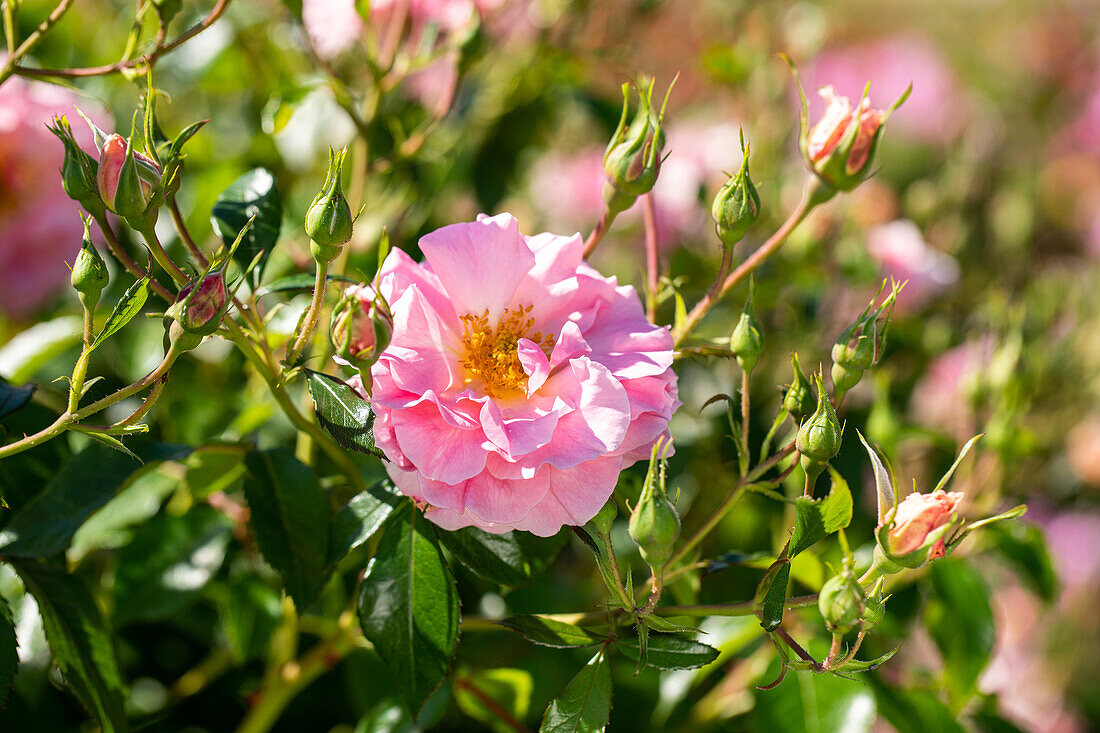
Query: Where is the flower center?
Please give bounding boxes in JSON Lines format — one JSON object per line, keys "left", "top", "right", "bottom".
{"left": 459, "top": 305, "right": 555, "bottom": 398}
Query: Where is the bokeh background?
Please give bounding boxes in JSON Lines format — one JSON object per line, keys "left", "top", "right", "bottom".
{"left": 1, "top": 0, "right": 1098, "bottom": 731}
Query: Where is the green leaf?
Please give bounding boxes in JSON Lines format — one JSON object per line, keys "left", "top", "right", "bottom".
{"left": 211, "top": 168, "right": 282, "bottom": 287}
{"left": 539, "top": 648, "right": 612, "bottom": 733}
{"left": 496, "top": 616, "right": 604, "bottom": 649}
{"left": 789, "top": 466, "right": 852, "bottom": 558}
{"left": 305, "top": 370, "right": 383, "bottom": 457}
{"left": 836, "top": 644, "right": 901, "bottom": 672}
{"left": 0, "top": 377, "right": 35, "bottom": 422}
{"left": 112, "top": 506, "right": 232, "bottom": 624}
{"left": 242, "top": 448, "right": 332, "bottom": 609}
{"left": 757, "top": 559, "right": 791, "bottom": 632}
{"left": 749, "top": 654, "right": 876, "bottom": 733}
{"left": 329, "top": 480, "right": 403, "bottom": 564}
{"left": 869, "top": 679, "right": 966, "bottom": 733}
{"left": 0, "top": 442, "right": 189, "bottom": 558}
{"left": 615, "top": 634, "right": 719, "bottom": 670}
{"left": 924, "top": 559, "right": 994, "bottom": 704}
{"left": 256, "top": 271, "right": 357, "bottom": 296}
{"left": 358, "top": 500, "right": 459, "bottom": 714}
{"left": 0, "top": 594, "right": 16, "bottom": 706}
{"left": 89, "top": 277, "right": 151, "bottom": 353}
{"left": 455, "top": 667, "right": 533, "bottom": 733}
{"left": 222, "top": 575, "right": 283, "bottom": 663}
{"left": 439, "top": 527, "right": 532, "bottom": 586}
{"left": 989, "top": 523, "right": 1057, "bottom": 603}
{"left": 0, "top": 315, "right": 82, "bottom": 383}
{"left": 13, "top": 560, "right": 128, "bottom": 732}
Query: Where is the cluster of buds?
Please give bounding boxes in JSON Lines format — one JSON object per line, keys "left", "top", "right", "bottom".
{"left": 70, "top": 215, "right": 110, "bottom": 312}
{"left": 788, "top": 57, "right": 910, "bottom": 193}
{"left": 711, "top": 131, "right": 761, "bottom": 249}
{"left": 601, "top": 78, "right": 673, "bottom": 218}
{"left": 306, "top": 147, "right": 354, "bottom": 263}
{"left": 783, "top": 352, "right": 815, "bottom": 423}
{"left": 830, "top": 281, "right": 900, "bottom": 402}
{"left": 331, "top": 284, "right": 394, "bottom": 371}
{"left": 729, "top": 282, "right": 764, "bottom": 374}
{"left": 628, "top": 439, "right": 680, "bottom": 569}
{"left": 796, "top": 372, "right": 843, "bottom": 488}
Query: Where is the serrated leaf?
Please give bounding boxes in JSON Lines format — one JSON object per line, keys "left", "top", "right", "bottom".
{"left": 0, "top": 377, "right": 35, "bottom": 421}
{"left": 0, "top": 442, "right": 190, "bottom": 558}
{"left": 539, "top": 648, "right": 612, "bottom": 733}
{"left": 242, "top": 448, "right": 332, "bottom": 609}
{"left": 73, "top": 430, "right": 143, "bottom": 462}
{"left": 256, "top": 271, "right": 358, "bottom": 296}
{"left": 836, "top": 644, "right": 901, "bottom": 672}
{"left": 328, "top": 480, "right": 402, "bottom": 564}
{"left": 0, "top": 594, "right": 16, "bottom": 706}
{"left": 439, "top": 527, "right": 531, "bottom": 586}
{"left": 211, "top": 168, "right": 282, "bottom": 287}
{"left": 305, "top": 370, "right": 383, "bottom": 457}
{"left": 788, "top": 466, "right": 853, "bottom": 558}
{"left": 112, "top": 507, "right": 232, "bottom": 624}
{"left": 615, "top": 634, "right": 719, "bottom": 671}
{"left": 89, "top": 278, "right": 151, "bottom": 353}
{"left": 496, "top": 616, "right": 604, "bottom": 649}
{"left": 358, "top": 500, "right": 459, "bottom": 715}
{"left": 13, "top": 560, "right": 128, "bottom": 732}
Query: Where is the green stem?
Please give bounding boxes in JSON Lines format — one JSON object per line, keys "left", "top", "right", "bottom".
{"left": 92, "top": 213, "right": 175, "bottom": 303}
{"left": 0, "top": 0, "right": 77, "bottom": 86}
{"left": 3, "top": 0, "right": 16, "bottom": 55}
{"left": 739, "top": 368, "right": 751, "bottom": 476}
{"left": 137, "top": 223, "right": 189, "bottom": 287}
{"left": 581, "top": 208, "right": 615, "bottom": 259}
{"left": 286, "top": 262, "right": 330, "bottom": 365}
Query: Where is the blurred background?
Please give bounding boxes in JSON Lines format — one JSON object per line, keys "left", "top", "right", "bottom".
{"left": 1, "top": 0, "right": 1098, "bottom": 731}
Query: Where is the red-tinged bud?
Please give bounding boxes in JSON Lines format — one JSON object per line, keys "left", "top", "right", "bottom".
{"left": 884, "top": 489, "right": 963, "bottom": 557}
{"left": 97, "top": 134, "right": 160, "bottom": 218}
{"left": 169, "top": 271, "right": 230, "bottom": 337}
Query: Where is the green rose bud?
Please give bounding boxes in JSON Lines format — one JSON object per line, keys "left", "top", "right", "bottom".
{"left": 830, "top": 282, "right": 900, "bottom": 402}
{"left": 47, "top": 116, "right": 105, "bottom": 219}
{"left": 628, "top": 440, "right": 680, "bottom": 568}
{"left": 796, "top": 372, "right": 843, "bottom": 485}
{"left": 783, "top": 352, "right": 815, "bottom": 422}
{"left": 590, "top": 499, "right": 618, "bottom": 538}
{"left": 711, "top": 130, "right": 760, "bottom": 249}
{"left": 818, "top": 569, "right": 865, "bottom": 635}
{"left": 729, "top": 284, "right": 764, "bottom": 374}
{"left": 601, "top": 78, "right": 672, "bottom": 217}
{"left": 306, "top": 146, "right": 354, "bottom": 260}
{"left": 331, "top": 284, "right": 393, "bottom": 369}
{"left": 71, "top": 215, "right": 109, "bottom": 311}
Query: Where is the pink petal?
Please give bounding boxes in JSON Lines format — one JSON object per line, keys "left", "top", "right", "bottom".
{"left": 391, "top": 402, "right": 489, "bottom": 484}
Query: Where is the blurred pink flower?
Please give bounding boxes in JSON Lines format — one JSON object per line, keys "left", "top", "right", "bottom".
{"left": 529, "top": 147, "right": 607, "bottom": 233}
{"left": 364, "top": 213, "right": 679, "bottom": 535}
{"left": 301, "top": 0, "right": 365, "bottom": 59}
{"left": 1067, "top": 414, "right": 1100, "bottom": 487}
{"left": 0, "top": 75, "right": 107, "bottom": 319}
{"left": 652, "top": 121, "right": 742, "bottom": 243}
{"left": 909, "top": 337, "right": 993, "bottom": 434}
{"left": 867, "top": 219, "right": 959, "bottom": 310}
{"left": 806, "top": 37, "right": 964, "bottom": 144}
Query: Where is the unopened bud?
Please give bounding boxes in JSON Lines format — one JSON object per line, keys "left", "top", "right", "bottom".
{"left": 590, "top": 499, "right": 618, "bottom": 538}
{"left": 628, "top": 440, "right": 680, "bottom": 568}
{"left": 818, "top": 568, "right": 865, "bottom": 635}
{"left": 169, "top": 271, "right": 230, "bottom": 337}
{"left": 711, "top": 131, "right": 760, "bottom": 249}
{"left": 729, "top": 284, "right": 764, "bottom": 373}
{"left": 331, "top": 284, "right": 393, "bottom": 368}
{"left": 71, "top": 216, "right": 109, "bottom": 310}
{"left": 306, "top": 146, "right": 353, "bottom": 261}
{"left": 830, "top": 283, "right": 899, "bottom": 401}
{"left": 48, "top": 116, "right": 104, "bottom": 218}
{"left": 601, "top": 78, "right": 673, "bottom": 216}
{"left": 796, "top": 372, "right": 843, "bottom": 481}
{"left": 876, "top": 489, "right": 964, "bottom": 569}
{"left": 783, "top": 352, "right": 815, "bottom": 422}
{"left": 97, "top": 133, "right": 160, "bottom": 220}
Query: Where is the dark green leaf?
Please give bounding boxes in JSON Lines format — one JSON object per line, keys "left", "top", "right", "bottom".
{"left": 989, "top": 523, "right": 1057, "bottom": 603}
{"left": 329, "top": 480, "right": 402, "bottom": 564}
{"left": 89, "top": 277, "right": 151, "bottom": 353}
{"left": 439, "top": 527, "right": 531, "bottom": 586}
{"left": 222, "top": 575, "right": 283, "bottom": 663}
{"left": 789, "top": 467, "right": 852, "bottom": 558}
{"left": 0, "top": 377, "right": 34, "bottom": 422}
{"left": 210, "top": 168, "right": 282, "bottom": 287}
{"left": 496, "top": 616, "right": 604, "bottom": 649}
{"left": 13, "top": 560, "right": 128, "bottom": 732}
{"left": 514, "top": 529, "right": 569, "bottom": 577}
{"left": 539, "top": 648, "right": 612, "bottom": 733}
{"left": 757, "top": 556, "right": 791, "bottom": 632}
{"left": 358, "top": 501, "right": 459, "bottom": 714}
{"left": 615, "top": 634, "right": 719, "bottom": 670}
{"left": 973, "top": 709, "right": 1030, "bottom": 733}
{"left": 0, "top": 594, "right": 16, "bottom": 705}
{"left": 305, "top": 370, "right": 383, "bottom": 457}
{"left": 0, "top": 442, "right": 189, "bottom": 558}
{"left": 242, "top": 448, "right": 332, "bottom": 609}
{"left": 256, "top": 271, "right": 358, "bottom": 296}
{"left": 112, "top": 506, "right": 232, "bottom": 623}
{"left": 924, "top": 559, "right": 994, "bottom": 703}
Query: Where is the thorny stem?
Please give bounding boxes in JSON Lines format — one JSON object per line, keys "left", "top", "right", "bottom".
{"left": 740, "top": 368, "right": 751, "bottom": 475}
{"left": 138, "top": 224, "right": 189, "bottom": 287}
{"left": 775, "top": 626, "right": 818, "bottom": 666}
{"left": 0, "top": 0, "right": 77, "bottom": 86}
{"left": 636, "top": 568, "right": 664, "bottom": 617}
{"left": 673, "top": 178, "right": 826, "bottom": 347}
{"left": 582, "top": 208, "right": 614, "bottom": 259}
{"left": 643, "top": 193, "right": 660, "bottom": 321}
{"left": 93, "top": 213, "right": 175, "bottom": 302}
{"left": 286, "top": 262, "right": 330, "bottom": 365}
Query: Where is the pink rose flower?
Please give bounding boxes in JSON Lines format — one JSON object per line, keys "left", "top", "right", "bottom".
{"left": 807, "top": 85, "right": 885, "bottom": 174}
{"left": 0, "top": 75, "right": 108, "bottom": 319}
{"left": 301, "top": 0, "right": 365, "bottom": 59}
{"left": 909, "top": 337, "right": 994, "bottom": 434}
{"left": 885, "top": 489, "right": 963, "bottom": 557}
{"left": 364, "top": 213, "right": 680, "bottom": 536}
{"left": 866, "top": 219, "right": 959, "bottom": 311}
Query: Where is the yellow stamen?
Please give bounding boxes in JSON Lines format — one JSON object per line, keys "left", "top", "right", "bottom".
{"left": 459, "top": 305, "right": 555, "bottom": 398}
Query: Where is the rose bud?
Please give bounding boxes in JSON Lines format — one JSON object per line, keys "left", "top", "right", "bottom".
{"left": 830, "top": 281, "right": 899, "bottom": 402}
{"left": 711, "top": 130, "right": 760, "bottom": 249}
{"left": 796, "top": 372, "right": 843, "bottom": 487}
{"left": 47, "top": 116, "right": 105, "bottom": 219}
{"left": 787, "top": 58, "right": 910, "bottom": 193}
{"left": 306, "top": 146, "right": 354, "bottom": 263}
{"left": 880, "top": 489, "right": 963, "bottom": 564}
{"left": 602, "top": 78, "right": 672, "bottom": 217}
{"left": 783, "top": 352, "right": 815, "bottom": 423}
{"left": 71, "top": 215, "right": 109, "bottom": 311}
{"left": 818, "top": 567, "right": 866, "bottom": 635}
{"left": 331, "top": 284, "right": 393, "bottom": 369}
{"left": 729, "top": 283, "right": 764, "bottom": 374}
{"left": 97, "top": 133, "right": 161, "bottom": 219}
{"left": 628, "top": 440, "right": 680, "bottom": 569}
{"left": 169, "top": 270, "right": 230, "bottom": 338}
{"left": 589, "top": 499, "right": 619, "bottom": 538}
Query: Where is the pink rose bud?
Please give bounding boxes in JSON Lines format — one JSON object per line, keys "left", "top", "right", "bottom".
{"left": 885, "top": 489, "right": 963, "bottom": 557}
{"left": 170, "top": 271, "right": 230, "bottom": 337}
{"left": 96, "top": 133, "right": 160, "bottom": 218}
